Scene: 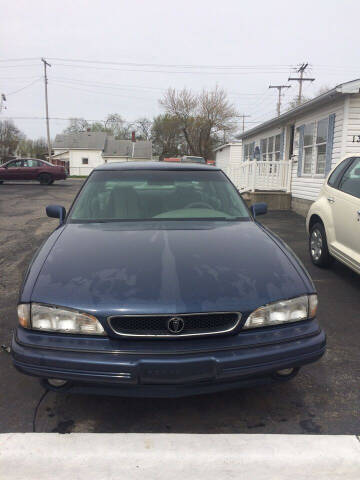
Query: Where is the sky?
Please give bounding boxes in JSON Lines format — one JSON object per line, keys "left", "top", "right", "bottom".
{"left": 1, "top": 0, "right": 360, "bottom": 139}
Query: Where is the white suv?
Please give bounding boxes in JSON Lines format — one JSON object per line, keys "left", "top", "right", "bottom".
{"left": 306, "top": 156, "right": 360, "bottom": 274}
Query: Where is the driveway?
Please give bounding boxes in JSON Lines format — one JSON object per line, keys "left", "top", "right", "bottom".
{"left": 0, "top": 180, "right": 359, "bottom": 433}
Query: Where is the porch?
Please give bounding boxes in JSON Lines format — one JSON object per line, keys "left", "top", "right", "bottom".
{"left": 223, "top": 160, "right": 293, "bottom": 210}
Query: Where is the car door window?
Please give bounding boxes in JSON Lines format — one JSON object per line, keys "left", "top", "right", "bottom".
{"left": 7, "top": 160, "right": 23, "bottom": 168}
{"left": 338, "top": 158, "right": 360, "bottom": 199}
{"left": 24, "top": 159, "right": 40, "bottom": 167}
{"left": 328, "top": 157, "right": 354, "bottom": 188}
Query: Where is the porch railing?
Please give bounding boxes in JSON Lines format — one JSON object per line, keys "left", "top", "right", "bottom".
{"left": 224, "top": 160, "right": 292, "bottom": 193}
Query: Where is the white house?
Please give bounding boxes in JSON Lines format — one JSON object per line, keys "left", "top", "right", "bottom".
{"left": 53, "top": 132, "right": 152, "bottom": 176}
{"left": 214, "top": 142, "right": 242, "bottom": 170}
{"left": 237, "top": 78, "right": 360, "bottom": 215}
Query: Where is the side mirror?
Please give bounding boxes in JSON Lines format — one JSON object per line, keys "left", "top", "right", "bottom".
{"left": 251, "top": 202, "right": 267, "bottom": 218}
{"left": 46, "top": 205, "right": 66, "bottom": 224}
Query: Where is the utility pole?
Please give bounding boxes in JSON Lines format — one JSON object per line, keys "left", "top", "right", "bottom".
{"left": 269, "top": 85, "right": 291, "bottom": 116}
{"left": 239, "top": 114, "right": 251, "bottom": 132}
{"left": 0, "top": 93, "right": 6, "bottom": 113}
{"left": 288, "top": 63, "right": 315, "bottom": 105}
{"left": 41, "top": 58, "right": 52, "bottom": 162}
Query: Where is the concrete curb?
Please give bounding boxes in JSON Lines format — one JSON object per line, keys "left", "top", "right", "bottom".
{"left": 1, "top": 434, "right": 360, "bottom": 479}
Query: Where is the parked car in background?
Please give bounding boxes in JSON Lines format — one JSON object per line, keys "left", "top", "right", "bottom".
{"left": 181, "top": 155, "right": 206, "bottom": 164}
{"left": 163, "top": 157, "right": 181, "bottom": 162}
{"left": 0, "top": 158, "right": 67, "bottom": 185}
{"left": 307, "top": 156, "right": 360, "bottom": 274}
{"left": 12, "top": 162, "right": 325, "bottom": 397}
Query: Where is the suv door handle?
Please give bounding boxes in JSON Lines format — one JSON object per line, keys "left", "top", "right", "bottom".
{"left": 327, "top": 197, "right": 335, "bottom": 204}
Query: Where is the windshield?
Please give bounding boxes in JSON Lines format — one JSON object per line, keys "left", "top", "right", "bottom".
{"left": 69, "top": 169, "right": 249, "bottom": 222}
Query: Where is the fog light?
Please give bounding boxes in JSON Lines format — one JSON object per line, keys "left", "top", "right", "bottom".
{"left": 272, "top": 367, "right": 299, "bottom": 381}
{"left": 276, "top": 368, "right": 295, "bottom": 376}
{"left": 47, "top": 378, "right": 68, "bottom": 387}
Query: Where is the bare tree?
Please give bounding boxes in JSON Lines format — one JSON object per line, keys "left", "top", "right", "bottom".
{"left": 63, "top": 118, "right": 89, "bottom": 134}
{"left": 160, "top": 88, "right": 198, "bottom": 154}
{"left": 159, "top": 86, "right": 237, "bottom": 159}
{"left": 135, "top": 117, "right": 152, "bottom": 140}
{"left": 104, "top": 113, "right": 126, "bottom": 138}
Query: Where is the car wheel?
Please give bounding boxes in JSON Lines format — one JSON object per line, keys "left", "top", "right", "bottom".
{"left": 39, "top": 173, "right": 52, "bottom": 185}
{"left": 49, "top": 179, "right": 54, "bottom": 185}
{"left": 309, "top": 222, "right": 333, "bottom": 267}
{"left": 0, "top": 180, "right": 3, "bottom": 184}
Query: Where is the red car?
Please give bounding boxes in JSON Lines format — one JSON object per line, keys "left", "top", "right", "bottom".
{"left": 0, "top": 158, "right": 67, "bottom": 185}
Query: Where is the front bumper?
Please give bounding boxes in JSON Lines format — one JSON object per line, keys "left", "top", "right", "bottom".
{"left": 12, "top": 319, "right": 326, "bottom": 397}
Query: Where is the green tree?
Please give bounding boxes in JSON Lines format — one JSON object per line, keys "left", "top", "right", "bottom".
{"left": 0, "top": 120, "right": 23, "bottom": 162}
{"left": 151, "top": 114, "right": 183, "bottom": 159}
{"left": 16, "top": 137, "right": 47, "bottom": 159}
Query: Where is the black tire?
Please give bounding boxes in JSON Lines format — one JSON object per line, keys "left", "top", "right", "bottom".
{"left": 0, "top": 180, "right": 3, "bottom": 184}
{"left": 309, "top": 222, "right": 333, "bottom": 267}
{"left": 39, "top": 173, "right": 52, "bottom": 185}
{"left": 49, "top": 179, "right": 54, "bottom": 185}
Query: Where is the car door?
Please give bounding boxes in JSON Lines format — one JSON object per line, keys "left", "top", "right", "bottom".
{"left": 2, "top": 159, "right": 25, "bottom": 180}
{"left": 23, "top": 159, "right": 41, "bottom": 180}
{"left": 329, "top": 157, "right": 360, "bottom": 270}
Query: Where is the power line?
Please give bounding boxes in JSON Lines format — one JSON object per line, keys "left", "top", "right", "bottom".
{"left": 50, "top": 63, "right": 293, "bottom": 75}
{"left": 48, "top": 58, "right": 295, "bottom": 70}
{"left": 0, "top": 57, "right": 40, "bottom": 62}
{"left": 6, "top": 78, "right": 41, "bottom": 96}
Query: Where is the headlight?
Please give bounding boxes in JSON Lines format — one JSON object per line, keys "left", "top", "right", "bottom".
{"left": 243, "top": 294, "right": 318, "bottom": 329}
{"left": 17, "top": 303, "right": 106, "bottom": 335}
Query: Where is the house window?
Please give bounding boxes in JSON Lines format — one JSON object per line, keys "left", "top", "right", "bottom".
{"left": 260, "top": 138, "right": 267, "bottom": 161}
{"left": 275, "top": 134, "right": 281, "bottom": 161}
{"left": 244, "top": 144, "right": 249, "bottom": 161}
{"left": 303, "top": 123, "right": 315, "bottom": 174}
{"left": 315, "top": 118, "right": 328, "bottom": 174}
{"left": 268, "top": 137, "right": 274, "bottom": 162}
{"left": 82, "top": 158, "right": 88, "bottom": 165}
{"left": 243, "top": 142, "right": 255, "bottom": 161}
{"left": 300, "top": 118, "right": 328, "bottom": 175}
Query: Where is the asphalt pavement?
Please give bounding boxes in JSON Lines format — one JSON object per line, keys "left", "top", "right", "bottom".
{"left": 0, "top": 179, "right": 359, "bottom": 433}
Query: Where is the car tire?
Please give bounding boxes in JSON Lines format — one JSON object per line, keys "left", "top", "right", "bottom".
{"left": 309, "top": 222, "right": 333, "bottom": 267}
{"left": 49, "top": 179, "right": 54, "bottom": 185}
{"left": 39, "top": 173, "right": 53, "bottom": 185}
{"left": 0, "top": 180, "right": 3, "bottom": 184}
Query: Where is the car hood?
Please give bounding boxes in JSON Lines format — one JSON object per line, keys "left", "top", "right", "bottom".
{"left": 31, "top": 221, "right": 309, "bottom": 316}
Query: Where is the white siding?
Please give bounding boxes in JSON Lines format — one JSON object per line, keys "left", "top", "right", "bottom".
{"left": 229, "top": 144, "right": 243, "bottom": 164}
{"left": 346, "top": 94, "right": 360, "bottom": 157}
{"left": 215, "top": 147, "right": 230, "bottom": 170}
{"left": 215, "top": 143, "right": 242, "bottom": 170}
{"left": 67, "top": 150, "right": 103, "bottom": 176}
{"left": 291, "top": 99, "right": 344, "bottom": 202}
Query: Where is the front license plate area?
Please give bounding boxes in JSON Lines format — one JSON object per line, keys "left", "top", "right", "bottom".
{"left": 139, "top": 360, "right": 215, "bottom": 385}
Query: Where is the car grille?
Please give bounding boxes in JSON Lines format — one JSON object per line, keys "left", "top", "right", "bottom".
{"left": 108, "top": 312, "right": 241, "bottom": 338}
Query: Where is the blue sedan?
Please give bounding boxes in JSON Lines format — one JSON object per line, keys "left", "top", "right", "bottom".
{"left": 12, "top": 162, "right": 325, "bottom": 397}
